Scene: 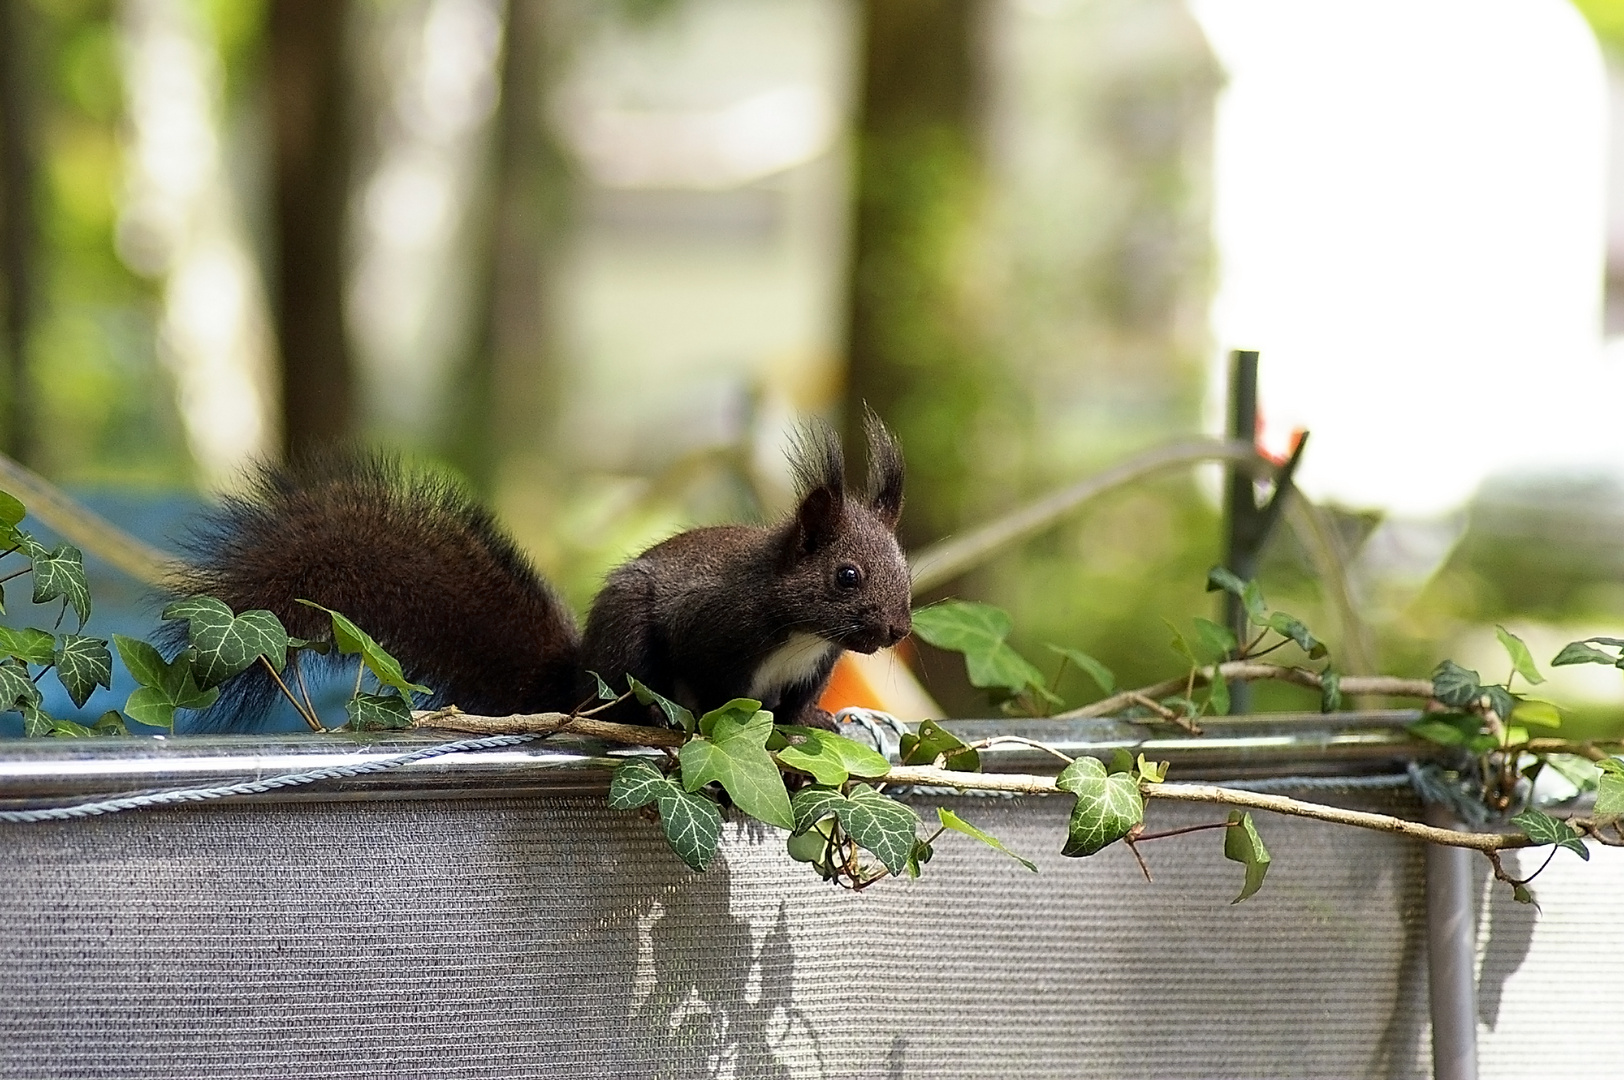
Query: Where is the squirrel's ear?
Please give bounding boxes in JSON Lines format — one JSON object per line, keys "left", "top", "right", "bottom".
{"left": 863, "top": 407, "right": 904, "bottom": 530}
{"left": 793, "top": 484, "right": 846, "bottom": 556}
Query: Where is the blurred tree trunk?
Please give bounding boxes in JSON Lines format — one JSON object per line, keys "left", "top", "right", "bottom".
{"left": 270, "top": 0, "right": 355, "bottom": 456}
{"left": 0, "top": 0, "right": 37, "bottom": 465}
{"left": 453, "top": 0, "right": 570, "bottom": 491}
{"left": 844, "top": 0, "right": 988, "bottom": 549}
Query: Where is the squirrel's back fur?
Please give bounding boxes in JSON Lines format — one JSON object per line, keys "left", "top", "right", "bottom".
{"left": 170, "top": 453, "right": 581, "bottom": 728}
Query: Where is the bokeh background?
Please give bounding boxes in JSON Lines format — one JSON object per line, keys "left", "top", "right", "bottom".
{"left": 4, "top": 0, "right": 1624, "bottom": 728}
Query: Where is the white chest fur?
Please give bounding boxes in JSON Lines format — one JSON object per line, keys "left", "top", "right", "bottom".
{"left": 748, "top": 632, "right": 839, "bottom": 700}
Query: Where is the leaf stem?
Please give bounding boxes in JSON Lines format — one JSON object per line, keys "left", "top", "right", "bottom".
{"left": 261, "top": 655, "right": 321, "bottom": 731}
{"left": 1134, "top": 820, "right": 1236, "bottom": 843}
{"left": 0, "top": 566, "right": 31, "bottom": 585}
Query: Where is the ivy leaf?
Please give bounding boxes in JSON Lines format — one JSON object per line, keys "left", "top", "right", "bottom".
{"left": 1056, "top": 756, "right": 1143, "bottom": 857}
{"left": 0, "top": 659, "right": 42, "bottom": 711}
{"left": 906, "top": 838, "right": 933, "bottom": 878}
{"left": 1044, "top": 644, "right": 1114, "bottom": 694}
{"left": 1206, "top": 566, "right": 1266, "bottom": 623}
{"left": 1407, "top": 713, "right": 1496, "bottom": 753}
{"left": 1431, "top": 660, "right": 1483, "bottom": 709}
{"left": 292, "top": 600, "right": 429, "bottom": 698}
{"left": 608, "top": 759, "right": 723, "bottom": 872}
{"left": 20, "top": 701, "right": 51, "bottom": 737}
{"left": 11, "top": 530, "right": 47, "bottom": 560}
{"left": 587, "top": 670, "right": 617, "bottom": 701}
{"left": 627, "top": 674, "right": 696, "bottom": 732}
{"left": 899, "top": 718, "right": 981, "bottom": 771}
{"left": 1595, "top": 771, "right": 1624, "bottom": 819}
{"left": 911, "top": 601, "right": 1048, "bottom": 695}
{"left": 937, "top": 807, "right": 1037, "bottom": 872}
{"left": 1320, "top": 667, "right": 1342, "bottom": 712}
{"left": 31, "top": 543, "right": 91, "bottom": 627}
{"left": 1510, "top": 699, "right": 1561, "bottom": 729}
{"left": 53, "top": 634, "right": 112, "bottom": 708}
{"left": 92, "top": 710, "right": 129, "bottom": 736}
{"left": 680, "top": 702, "right": 793, "bottom": 829}
{"left": 114, "top": 634, "right": 217, "bottom": 729}
{"left": 1190, "top": 618, "right": 1237, "bottom": 664}
{"left": 1266, "top": 612, "right": 1327, "bottom": 659}
{"left": 0, "top": 488, "right": 25, "bottom": 531}
{"left": 775, "top": 725, "right": 891, "bottom": 786}
{"left": 1135, "top": 754, "right": 1168, "bottom": 783}
{"left": 1483, "top": 685, "right": 1516, "bottom": 725}
{"left": 1512, "top": 809, "right": 1588, "bottom": 860}
{"left": 45, "top": 718, "right": 97, "bottom": 738}
{"left": 1224, "top": 811, "right": 1272, "bottom": 902}
{"left": 346, "top": 692, "right": 413, "bottom": 731}
{"left": 0, "top": 625, "right": 53, "bottom": 665}
{"left": 164, "top": 597, "right": 291, "bottom": 689}
{"left": 789, "top": 784, "right": 921, "bottom": 876}
{"left": 1551, "top": 641, "right": 1616, "bottom": 667}
{"left": 1494, "top": 626, "right": 1544, "bottom": 685}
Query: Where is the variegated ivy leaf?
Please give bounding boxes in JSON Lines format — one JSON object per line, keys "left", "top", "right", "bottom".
{"left": 911, "top": 601, "right": 1048, "bottom": 696}
{"left": 0, "top": 659, "right": 41, "bottom": 711}
{"left": 30, "top": 543, "right": 91, "bottom": 628}
{"left": 53, "top": 634, "right": 112, "bottom": 708}
{"left": 680, "top": 701, "right": 793, "bottom": 830}
{"left": 789, "top": 783, "right": 921, "bottom": 876}
{"left": 295, "top": 600, "right": 430, "bottom": 699}
{"left": 163, "top": 597, "right": 291, "bottom": 689}
{"left": 607, "top": 759, "right": 722, "bottom": 871}
{"left": 627, "top": 674, "right": 695, "bottom": 731}
{"left": 899, "top": 718, "right": 980, "bottom": 772}
{"left": 1056, "top": 756, "right": 1143, "bottom": 858}
{"left": 20, "top": 702, "right": 52, "bottom": 737}
{"left": 0, "top": 625, "right": 53, "bottom": 665}
{"left": 1511, "top": 808, "right": 1589, "bottom": 861}
{"left": 345, "top": 692, "right": 412, "bottom": 731}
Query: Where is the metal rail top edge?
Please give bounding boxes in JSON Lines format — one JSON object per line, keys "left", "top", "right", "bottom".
{"left": 0, "top": 711, "right": 1440, "bottom": 806}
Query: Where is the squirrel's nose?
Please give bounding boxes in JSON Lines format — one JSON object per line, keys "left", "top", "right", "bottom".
{"left": 885, "top": 622, "right": 910, "bottom": 646}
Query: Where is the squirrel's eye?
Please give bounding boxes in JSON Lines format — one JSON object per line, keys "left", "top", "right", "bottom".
{"left": 836, "top": 564, "right": 862, "bottom": 589}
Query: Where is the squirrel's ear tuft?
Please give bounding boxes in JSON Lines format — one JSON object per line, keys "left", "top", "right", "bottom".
{"left": 786, "top": 419, "right": 847, "bottom": 554}
{"left": 863, "top": 406, "right": 904, "bottom": 530}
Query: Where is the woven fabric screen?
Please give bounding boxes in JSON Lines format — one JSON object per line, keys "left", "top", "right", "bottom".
{"left": 0, "top": 787, "right": 1617, "bottom": 1079}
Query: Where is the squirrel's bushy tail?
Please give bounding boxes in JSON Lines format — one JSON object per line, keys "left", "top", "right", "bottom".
{"left": 167, "top": 452, "right": 582, "bottom": 730}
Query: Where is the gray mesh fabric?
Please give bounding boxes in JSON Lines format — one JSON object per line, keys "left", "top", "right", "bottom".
{"left": 1, "top": 787, "right": 1614, "bottom": 1078}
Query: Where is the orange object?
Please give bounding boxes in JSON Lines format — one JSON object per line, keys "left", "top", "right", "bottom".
{"left": 818, "top": 642, "right": 942, "bottom": 722}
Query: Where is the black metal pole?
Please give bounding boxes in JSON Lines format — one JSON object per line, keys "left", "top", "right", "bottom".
{"left": 0, "top": 0, "right": 38, "bottom": 465}
{"left": 1223, "top": 349, "right": 1259, "bottom": 712}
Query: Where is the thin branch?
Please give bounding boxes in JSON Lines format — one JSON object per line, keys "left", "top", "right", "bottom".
{"left": 1135, "top": 820, "right": 1235, "bottom": 843}
{"left": 1125, "top": 691, "right": 1203, "bottom": 735}
{"left": 1124, "top": 835, "right": 1152, "bottom": 882}
{"left": 965, "top": 735, "right": 1076, "bottom": 765}
{"left": 412, "top": 707, "right": 687, "bottom": 748}
{"left": 1058, "top": 662, "right": 1435, "bottom": 720}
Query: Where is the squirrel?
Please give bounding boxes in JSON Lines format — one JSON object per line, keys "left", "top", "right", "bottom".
{"left": 170, "top": 412, "right": 912, "bottom": 731}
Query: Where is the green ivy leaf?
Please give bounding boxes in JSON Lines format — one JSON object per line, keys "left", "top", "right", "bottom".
{"left": 346, "top": 692, "right": 413, "bottom": 731}
{"left": 53, "top": 634, "right": 112, "bottom": 708}
{"left": 1494, "top": 626, "right": 1544, "bottom": 685}
{"left": 0, "top": 625, "right": 53, "bottom": 665}
{"left": 92, "top": 710, "right": 128, "bottom": 736}
{"left": 1266, "top": 612, "right": 1327, "bottom": 659}
{"left": 0, "top": 659, "right": 42, "bottom": 711}
{"left": 45, "top": 718, "right": 97, "bottom": 738}
{"left": 1551, "top": 641, "right": 1616, "bottom": 667}
{"left": 1056, "top": 756, "right": 1143, "bottom": 857}
{"left": 1136, "top": 754, "right": 1168, "bottom": 783}
{"left": 1541, "top": 753, "right": 1598, "bottom": 795}
{"left": 905, "top": 838, "right": 933, "bottom": 878}
{"left": 1407, "top": 713, "right": 1496, "bottom": 753}
{"left": 587, "top": 670, "right": 617, "bottom": 701}
{"left": 1595, "top": 771, "right": 1624, "bottom": 819}
{"left": 608, "top": 759, "right": 723, "bottom": 872}
{"left": 790, "top": 784, "right": 921, "bottom": 876}
{"left": 911, "top": 601, "right": 1047, "bottom": 695}
{"left": 937, "top": 807, "right": 1037, "bottom": 872}
{"left": 1044, "top": 644, "right": 1115, "bottom": 695}
{"left": 1190, "top": 618, "right": 1237, "bottom": 664}
{"left": 774, "top": 725, "right": 891, "bottom": 786}
{"left": 1511, "top": 699, "right": 1561, "bottom": 728}
{"left": 114, "top": 634, "right": 216, "bottom": 729}
{"left": 164, "top": 597, "right": 292, "bottom": 689}
{"left": 1206, "top": 566, "right": 1267, "bottom": 624}
{"left": 680, "top": 703, "right": 793, "bottom": 829}
{"left": 31, "top": 543, "right": 91, "bottom": 627}
{"left": 1320, "top": 667, "right": 1342, "bottom": 712}
{"left": 627, "top": 674, "right": 696, "bottom": 731}
{"left": 1483, "top": 685, "right": 1516, "bottom": 725}
{"left": 0, "top": 489, "right": 26, "bottom": 530}
{"left": 292, "top": 600, "right": 428, "bottom": 697}
{"left": 20, "top": 701, "right": 51, "bottom": 737}
{"left": 1224, "top": 811, "right": 1272, "bottom": 902}
{"left": 1431, "top": 660, "right": 1483, "bottom": 709}
{"left": 899, "top": 718, "right": 980, "bottom": 772}
{"left": 11, "top": 530, "right": 47, "bottom": 560}
{"left": 1512, "top": 808, "right": 1589, "bottom": 861}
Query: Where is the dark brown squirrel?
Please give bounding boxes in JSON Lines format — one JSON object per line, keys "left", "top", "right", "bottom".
{"left": 170, "top": 413, "right": 912, "bottom": 731}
